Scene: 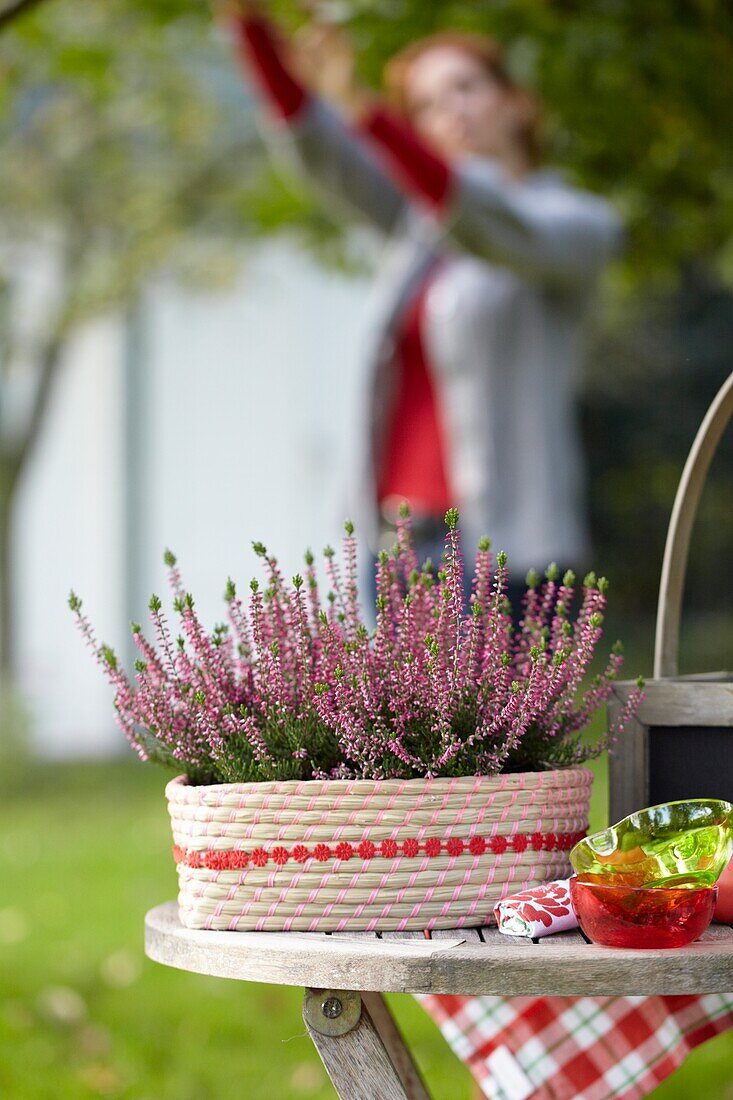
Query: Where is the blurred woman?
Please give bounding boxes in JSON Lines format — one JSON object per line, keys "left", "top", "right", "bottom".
{"left": 225, "top": 3, "right": 622, "bottom": 601}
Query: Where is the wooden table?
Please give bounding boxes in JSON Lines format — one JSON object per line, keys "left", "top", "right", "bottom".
{"left": 145, "top": 902, "right": 733, "bottom": 1099}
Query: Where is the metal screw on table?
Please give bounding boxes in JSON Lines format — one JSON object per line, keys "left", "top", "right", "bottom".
{"left": 322, "top": 997, "right": 343, "bottom": 1019}
{"left": 303, "top": 988, "right": 362, "bottom": 1037}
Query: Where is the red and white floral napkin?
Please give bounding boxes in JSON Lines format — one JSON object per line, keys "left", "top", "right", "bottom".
{"left": 494, "top": 878, "right": 577, "bottom": 938}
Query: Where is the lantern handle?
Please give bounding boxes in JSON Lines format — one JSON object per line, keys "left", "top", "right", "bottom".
{"left": 654, "top": 371, "right": 733, "bottom": 678}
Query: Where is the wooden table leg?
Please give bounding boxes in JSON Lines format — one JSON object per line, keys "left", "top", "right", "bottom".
{"left": 303, "top": 988, "right": 431, "bottom": 1100}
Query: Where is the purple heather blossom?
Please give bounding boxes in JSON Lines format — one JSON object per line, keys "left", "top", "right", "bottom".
{"left": 69, "top": 511, "right": 644, "bottom": 784}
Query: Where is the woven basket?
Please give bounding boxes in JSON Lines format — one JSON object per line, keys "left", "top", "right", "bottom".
{"left": 168, "top": 767, "right": 592, "bottom": 932}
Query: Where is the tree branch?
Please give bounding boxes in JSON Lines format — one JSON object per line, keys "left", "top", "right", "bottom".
{"left": 0, "top": 0, "right": 53, "bottom": 34}
{"left": 12, "top": 331, "right": 64, "bottom": 477}
{"left": 0, "top": 328, "right": 65, "bottom": 493}
{"left": 0, "top": 231, "right": 85, "bottom": 475}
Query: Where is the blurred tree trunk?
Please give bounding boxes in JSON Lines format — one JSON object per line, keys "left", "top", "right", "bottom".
{"left": 0, "top": 334, "right": 64, "bottom": 679}
{"left": 0, "top": 459, "right": 16, "bottom": 680}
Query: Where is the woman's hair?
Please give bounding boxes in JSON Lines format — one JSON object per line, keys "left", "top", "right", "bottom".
{"left": 383, "top": 31, "right": 542, "bottom": 166}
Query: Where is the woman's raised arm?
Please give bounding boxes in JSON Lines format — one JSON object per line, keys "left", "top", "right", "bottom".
{"left": 355, "top": 107, "right": 622, "bottom": 283}
{"left": 230, "top": 13, "right": 407, "bottom": 235}
{"left": 445, "top": 156, "right": 623, "bottom": 284}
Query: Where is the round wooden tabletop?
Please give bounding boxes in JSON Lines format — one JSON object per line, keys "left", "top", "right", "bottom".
{"left": 145, "top": 902, "right": 733, "bottom": 997}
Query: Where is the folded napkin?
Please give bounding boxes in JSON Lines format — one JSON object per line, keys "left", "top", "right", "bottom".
{"left": 494, "top": 878, "right": 577, "bottom": 938}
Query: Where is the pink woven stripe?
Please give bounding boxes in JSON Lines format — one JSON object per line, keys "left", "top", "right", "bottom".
{"left": 168, "top": 788, "right": 587, "bottom": 840}
{"left": 164, "top": 767, "right": 593, "bottom": 807}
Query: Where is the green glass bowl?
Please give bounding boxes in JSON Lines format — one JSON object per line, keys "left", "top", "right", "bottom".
{"left": 570, "top": 799, "right": 733, "bottom": 888}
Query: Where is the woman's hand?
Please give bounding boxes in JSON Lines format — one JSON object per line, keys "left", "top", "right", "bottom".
{"left": 214, "top": 0, "right": 258, "bottom": 17}
{"left": 213, "top": 0, "right": 372, "bottom": 120}
{"left": 292, "top": 19, "right": 373, "bottom": 120}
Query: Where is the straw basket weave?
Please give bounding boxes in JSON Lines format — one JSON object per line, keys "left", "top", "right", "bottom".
{"left": 168, "top": 767, "right": 592, "bottom": 932}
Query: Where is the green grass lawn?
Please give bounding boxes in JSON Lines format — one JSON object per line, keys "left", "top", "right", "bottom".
{"left": 1, "top": 758, "right": 731, "bottom": 1099}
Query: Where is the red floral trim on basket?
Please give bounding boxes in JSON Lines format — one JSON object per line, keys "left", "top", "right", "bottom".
{"left": 172, "top": 830, "right": 586, "bottom": 870}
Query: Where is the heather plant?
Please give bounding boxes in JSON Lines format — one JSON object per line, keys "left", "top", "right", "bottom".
{"left": 70, "top": 508, "right": 643, "bottom": 785}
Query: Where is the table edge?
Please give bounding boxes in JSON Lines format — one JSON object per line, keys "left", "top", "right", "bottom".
{"left": 144, "top": 903, "right": 733, "bottom": 997}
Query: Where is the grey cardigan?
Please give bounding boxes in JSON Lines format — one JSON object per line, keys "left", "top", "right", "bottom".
{"left": 267, "top": 97, "right": 623, "bottom": 574}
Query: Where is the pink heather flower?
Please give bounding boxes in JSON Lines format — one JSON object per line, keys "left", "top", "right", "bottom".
{"left": 71, "top": 511, "right": 643, "bottom": 785}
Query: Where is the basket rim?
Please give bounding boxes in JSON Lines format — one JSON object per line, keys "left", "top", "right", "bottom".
{"left": 166, "top": 765, "right": 593, "bottom": 803}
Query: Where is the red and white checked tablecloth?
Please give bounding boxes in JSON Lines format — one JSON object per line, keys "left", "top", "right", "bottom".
{"left": 419, "top": 992, "right": 733, "bottom": 1100}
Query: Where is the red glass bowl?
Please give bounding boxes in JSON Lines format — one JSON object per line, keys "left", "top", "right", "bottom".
{"left": 570, "top": 878, "right": 716, "bottom": 949}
